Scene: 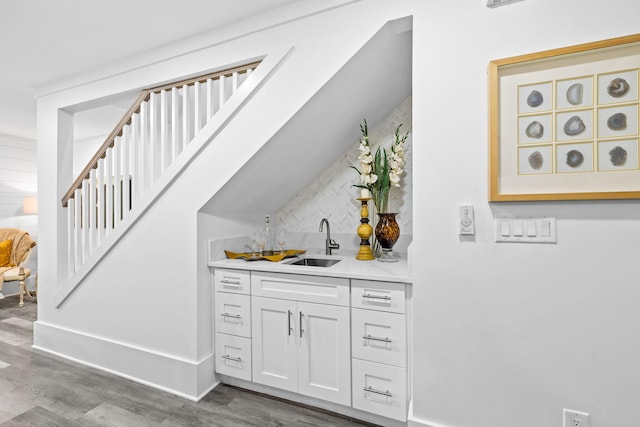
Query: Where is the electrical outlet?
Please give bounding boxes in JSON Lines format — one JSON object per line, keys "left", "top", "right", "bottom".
{"left": 563, "top": 409, "right": 590, "bottom": 427}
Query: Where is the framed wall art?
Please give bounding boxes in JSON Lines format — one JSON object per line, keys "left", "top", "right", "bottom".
{"left": 489, "top": 33, "right": 640, "bottom": 201}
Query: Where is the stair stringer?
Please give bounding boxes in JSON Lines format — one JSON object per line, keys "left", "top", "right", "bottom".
{"left": 54, "top": 46, "right": 294, "bottom": 308}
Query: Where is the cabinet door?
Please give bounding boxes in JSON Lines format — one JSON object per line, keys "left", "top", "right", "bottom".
{"left": 251, "top": 297, "right": 297, "bottom": 392}
{"left": 297, "top": 302, "right": 351, "bottom": 406}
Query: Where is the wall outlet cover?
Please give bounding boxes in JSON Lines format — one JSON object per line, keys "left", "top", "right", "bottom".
{"left": 487, "top": 0, "right": 525, "bottom": 7}
{"left": 563, "top": 408, "right": 590, "bottom": 427}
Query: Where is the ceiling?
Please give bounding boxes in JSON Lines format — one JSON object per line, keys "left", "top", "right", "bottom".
{"left": 0, "top": 0, "right": 300, "bottom": 141}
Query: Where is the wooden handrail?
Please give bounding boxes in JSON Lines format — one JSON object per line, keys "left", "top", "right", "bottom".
{"left": 61, "top": 61, "right": 261, "bottom": 207}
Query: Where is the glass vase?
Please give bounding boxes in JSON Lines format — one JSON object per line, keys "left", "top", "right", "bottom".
{"left": 374, "top": 213, "right": 400, "bottom": 262}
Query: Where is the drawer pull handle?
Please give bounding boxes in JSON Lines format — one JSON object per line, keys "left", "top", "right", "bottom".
{"left": 362, "top": 293, "right": 391, "bottom": 302}
{"left": 288, "top": 310, "right": 293, "bottom": 336}
{"left": 220, "top": 313, "right": 242, "bottom": 319}
{"left": 363, "top": 334, "right": 392, "bottom": 343}
{"left": 363, "top": 386, "right": 392, "bottom": 398}
{"left": 221, "top": 354, "right": 242, "bottom": 362}
{"left": 220, "top": 279, "right": 241, "bottom": 286}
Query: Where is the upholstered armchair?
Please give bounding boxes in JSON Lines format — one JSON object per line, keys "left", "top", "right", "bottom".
{"left": 0, "top": 228, "right": 36, "bottom": 307}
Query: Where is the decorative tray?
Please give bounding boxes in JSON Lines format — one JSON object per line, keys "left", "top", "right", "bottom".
{"left": 224, "top": 249, "right": 306, "bottom": 262}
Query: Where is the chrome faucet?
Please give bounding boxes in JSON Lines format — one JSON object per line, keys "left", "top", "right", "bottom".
{"left": 319, "top": 218, "right": 340, "bottom": 255}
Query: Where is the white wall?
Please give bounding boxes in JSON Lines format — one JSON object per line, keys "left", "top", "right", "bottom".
{"left": 0, "top": 134, "right": 37, "bottom": 294}
{"left": 412, "top": 1, "right": 640, "bottom": 426}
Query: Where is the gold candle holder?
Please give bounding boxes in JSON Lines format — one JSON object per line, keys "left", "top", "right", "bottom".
{"left": 356, "top": 197, "right": 375, "bottom": 261}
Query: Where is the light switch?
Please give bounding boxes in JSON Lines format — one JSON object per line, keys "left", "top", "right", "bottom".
{"left": 501, "top": 220, "right": 510, "bottom": 236}
{"left": 513, "top": 220, "right": 523, "bottom": 236}
{"left": 526, "top": 220, "right": 536, "bottom": 237}
{"left": 540, "top": 219, "right": 551, "bottom": 237}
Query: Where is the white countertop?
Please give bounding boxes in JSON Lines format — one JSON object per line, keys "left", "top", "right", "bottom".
{"left": 209, "top": 253, "right": 411, "bottom": 284}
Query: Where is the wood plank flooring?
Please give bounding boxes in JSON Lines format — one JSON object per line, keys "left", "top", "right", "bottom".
{"left": 0, "top": 296, "right": 374, "bottom": 426}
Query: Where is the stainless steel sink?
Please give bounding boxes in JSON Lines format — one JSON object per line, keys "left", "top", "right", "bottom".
{"left": 286, "top": 257, "right": 341, "bottom": 267}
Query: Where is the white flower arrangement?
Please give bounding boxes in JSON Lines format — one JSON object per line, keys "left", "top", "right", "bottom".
{"left": 352, "top": 119, "right": 408, "bottom": 214}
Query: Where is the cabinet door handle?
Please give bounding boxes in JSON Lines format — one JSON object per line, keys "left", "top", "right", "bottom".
{"left": 362, "top": 293, "right": 391, "bottom": 302}
{"left": 220, "top": 313, "right": 242, "bottom": 319}
{"left": 363, "top": 386, "right": 392, "bottom": 398}
{"left": 220, "top": 279, "right": 241, "bottom": 286}
{"left": 221, "top": 354, "right": 242, "bottom": 362}
{"left": 363, "top": 334, "right": 392, "bottom": 344}
{"left": 299, "top": 311, "right": 304, "bottom": 338}
{"left": 288, "top": 310, "right": 292, "bottom": 336}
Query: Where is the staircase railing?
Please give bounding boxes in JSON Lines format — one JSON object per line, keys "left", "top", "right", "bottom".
{"left": 61, "top": 61, "right": 261, "bottom": 275}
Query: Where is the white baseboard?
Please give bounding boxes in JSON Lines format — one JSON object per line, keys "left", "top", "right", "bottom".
{"left": 408, "top": 400, "right": 449, "bottom": 427}
{"left": 33, "top": 320, "right": 217, "bottom": 401}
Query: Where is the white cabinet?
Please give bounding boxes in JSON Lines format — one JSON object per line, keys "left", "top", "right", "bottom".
{"left": 251, "top": 273, "right": 351, "bottom": 406}
{"left": 214, "top": 268, "right": 252, "bottom": 381}
{"left": 213, "top": 268, "right": 411, "bottom": 423}
{"left": 351, "top": 279, "right": 408, "bottom": 422}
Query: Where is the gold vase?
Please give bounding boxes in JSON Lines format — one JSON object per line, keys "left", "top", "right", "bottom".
{"left": 374, "top": 213, "right": 400, "bottom": 262}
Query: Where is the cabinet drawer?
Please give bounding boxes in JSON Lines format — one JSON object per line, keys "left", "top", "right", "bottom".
{"left": 214, "top": 268, "right": 251, "bottom": 295}
{"left": 351, "top": 280, "right": 406, "bottom": 313}
{"left": 251, "top": 272, "right": 349, "bottom": 306}
{"left": 215, "top": 333, "right": 252, "bottom": 381}
{"left": 352, "top": 359, "right": 407, "bottom": 422}
{"left": 352, "top": 308, "right": 406, "bottom": 367}
{"left": 215, "top": 292, "right": 251, "bottom": 338}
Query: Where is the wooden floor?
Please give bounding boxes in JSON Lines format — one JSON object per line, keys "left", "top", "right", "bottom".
{"left": 0, "top": 296, "right": 374, "bottom": 426}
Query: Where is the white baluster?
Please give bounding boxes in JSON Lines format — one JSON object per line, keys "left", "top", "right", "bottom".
{"left": 122, "top": 126, "right": 131, "bottom": 219}
{"left": 139, "top": 100, "right": 149, "bottom": 193}
{"left": 194, "top": 81, "right": 202, "bottom": 132}
{"left": 160, "top": 89, "right": 168, "bottom": 173}
{"left": 113, "top": 140, "right": 122, "bottom": 228}
{"left": 88, "top": 168, "right": 96, "bottom": 254}
{"left": 232, "top": 71, "right": 238, "bottom": 93}
{"left": 105, "top": 150, "right": 114, "bottom": 232}
{"left": 67, "top": 197, "right": 75, "bottom": 275}
{"left": 74, "top": 188, "right": 82, "bottom": 270}
{"left": 148, "top": 93, "right": 160, "bottom": 181}
{"left": 219, "top": 75, "right": 226, "bottom": 107}
{"left": 97, "top": 159, "right": 105, "bottom": 243}
{"left": 171, "top": 87, "right": 179, "bottom": 161}
{"left": 183, "top": 84, "right": 191, "bottom": 146}
{"left": 206, "top": 78, "right": 214, "bottom": 120}
{"left": 130, "top": 111, "right": 140, "bottom": 205}
{"left": 81, "top": 183, "right": 89, "bottom": 263}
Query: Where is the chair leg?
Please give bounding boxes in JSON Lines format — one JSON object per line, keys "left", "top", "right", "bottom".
{"left": 18, "top": 280, "right": 26, "bottom": 307}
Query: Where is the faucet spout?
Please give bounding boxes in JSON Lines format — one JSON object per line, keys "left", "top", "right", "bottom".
{"left": 319, "top": 218, "right": 340, "bottom": 255}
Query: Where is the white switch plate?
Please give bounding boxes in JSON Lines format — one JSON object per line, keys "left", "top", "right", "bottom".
{"left": 495, "top": 217, "right": 556, "bottom": 243}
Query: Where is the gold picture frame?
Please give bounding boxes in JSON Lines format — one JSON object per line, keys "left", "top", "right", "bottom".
{"left": 489, "top": 33, "right": 640, "bottom": 201}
